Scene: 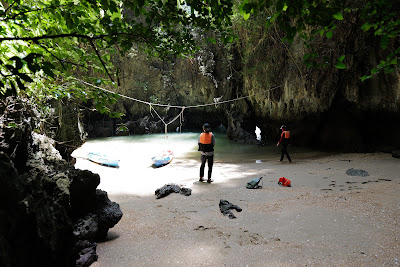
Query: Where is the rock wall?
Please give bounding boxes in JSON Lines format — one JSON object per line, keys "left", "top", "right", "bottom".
{"left": 80, "top": 14, "right": 399, "bottom": 151}
{"left": 81, "top": 39, "right": 234, "bottom": 136}
{"left": 0, "top": 97, "right": 122, "bottom": 267}
{"left": 49, "top": 99, "right": 88, "bottom": 162}
{"left": 235, "top": 12, "right": 400, "bottom": 150}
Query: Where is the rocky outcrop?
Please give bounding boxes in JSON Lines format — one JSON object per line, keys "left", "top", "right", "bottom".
{"left": 46, "top": 98, "right": 88, "bottom": 163}
{"left": 77, "top": 12, "right": 399, "bottom": 151}
{"left": 0, "top": 97, "right": 122, "bottom": 267}
{"left": 233, "top": 11, "right": 400, "bottom": 150}
{"left": 80, "top": 38, "right": 233, "bottom": 137}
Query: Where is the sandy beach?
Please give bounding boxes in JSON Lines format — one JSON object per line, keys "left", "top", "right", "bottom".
{"left": 89, "top": 152, "right": 400, "bottom": 266}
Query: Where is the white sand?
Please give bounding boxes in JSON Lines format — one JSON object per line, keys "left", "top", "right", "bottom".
{"left": 90, "top": 152, "right": 400, "bottom": 266}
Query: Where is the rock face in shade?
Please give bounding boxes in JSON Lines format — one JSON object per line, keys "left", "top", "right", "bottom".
{"left": 77, "top": 17, "right": 400, "bottom": 152}
{"left": 0, "top": 97, "right": 122, "bottom": 267}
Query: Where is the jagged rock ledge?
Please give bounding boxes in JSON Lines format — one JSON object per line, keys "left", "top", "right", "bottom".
{"left": 0, "top": 97, "right": 122, "bottom": 267}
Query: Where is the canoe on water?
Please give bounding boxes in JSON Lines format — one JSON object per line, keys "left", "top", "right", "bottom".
{"left": 87, "top": 152, "right": 120, "bottom": 167}
{"left": 152, "top": 150, "right": 174, "bottom": 167}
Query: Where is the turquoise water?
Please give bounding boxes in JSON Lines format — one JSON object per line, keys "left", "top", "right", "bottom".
{"left": 73, "top": 132, "right": 276, "bottom": 164}
{"left": 72, "top": 132, "right": 326, "bottom": 165}
{"left": 71, "top": 132, "right": 329, "bottom": 194}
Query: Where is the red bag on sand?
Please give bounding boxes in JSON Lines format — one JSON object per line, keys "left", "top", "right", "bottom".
{"left": 278, "top": 177, "right": 291, "bottom": 187}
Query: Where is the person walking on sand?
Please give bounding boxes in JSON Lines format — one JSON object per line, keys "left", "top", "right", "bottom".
{"left": 198, "top": 123, "right": 216, "bottom": 183}
{"left": 277, "top": 125, "right": 292, "bottom": 162}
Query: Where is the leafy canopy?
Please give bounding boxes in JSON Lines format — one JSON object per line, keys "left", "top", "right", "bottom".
{"left": 0, "top": 0, "right": 234, "bottom": 106}
{"left": 2, "top": 0, "right": 397, "bottom": 108}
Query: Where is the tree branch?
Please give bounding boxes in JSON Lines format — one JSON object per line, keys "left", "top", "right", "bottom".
{"left": 0, "top": 5, "right": 67, "bottom": 21}
{"left": 0, "top": 33, "right": 108, "bottom": 42}
{"left": 37, "top": 43, "right": 67, "bottom": 70}
{"left": 0, "top": 32, "right": 143, "bottom": 43}
{"left": 4, "top": 0, "right": 18, "bottom": 15}
{"left": 37, "top": 42, "right": 93, "bottom": 71}
{"left": 89, "top": 40, "right": 114, "bottom": 83}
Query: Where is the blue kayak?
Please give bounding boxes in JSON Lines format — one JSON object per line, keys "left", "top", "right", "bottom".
{"left": 152, "top": 150, "right": 174, "bottom": 167}
{"left": 87, "top": 152, "right": 120, "bottom": 167}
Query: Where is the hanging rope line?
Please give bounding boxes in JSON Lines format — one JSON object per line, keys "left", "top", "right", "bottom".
{"left": 149, "top": 105, "right": 185, "bottom": 136}
{"left": 71, "top": 77, "right": 284, "bottom": 136}
{"left": 72, "top": 77, "right": 283, "bottom": 109}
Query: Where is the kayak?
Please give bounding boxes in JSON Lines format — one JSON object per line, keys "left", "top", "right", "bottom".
{"left": 152, "top": 150, "right": 174, "bottom": 167}
{"left": 87, "top": 152, "right": 120, "bottom": 167}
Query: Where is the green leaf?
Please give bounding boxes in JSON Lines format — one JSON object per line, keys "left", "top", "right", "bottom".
{"left": 333, "top": 12, "right": 343, "bottom": 20}
{"left": 243, "top": 12, "right": 250, "bottom": 20}
{"left": 361, "top": 75, "right": 370, "bottom": 82}
{"left": 207, "top": 37, "right": 216, "bottom": 44}
{"left": 335, "top": 62, "right": 346, "bottom": 69}
{"left": 7, "top": 122, "right": 18, "bottom": 128}
{"left": 361, "top": 22, "right": 373, "bottom": 32}
{"left": 326, "top": 31, "right": 333, "bottom": 39}
{"left": 380, "top": 35, "right": 389, "bottom": 50}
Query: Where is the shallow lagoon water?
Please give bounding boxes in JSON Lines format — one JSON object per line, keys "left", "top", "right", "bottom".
{"left": 72, "top": 132, "right": 328, "bottom": 195}
{"left": 72, "top": 132, "right": 320, "bottom": 163}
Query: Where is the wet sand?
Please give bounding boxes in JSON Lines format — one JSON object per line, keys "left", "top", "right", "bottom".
{"left": 90, "top": 152, "right": 400, "bottom": 266}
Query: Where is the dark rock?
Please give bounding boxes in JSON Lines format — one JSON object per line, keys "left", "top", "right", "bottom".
{"left": 94, "top": 190, "right": 123, "bottom": 241}
{"left": 0, "top": 97, "right": 123, "bottom": 267}
{"left": 392, "top": 150, "right": 400, "bottom": 159}
{"left": 70, "top": 169, "right": 101, "bottom": 217}
{"left": 226, "top": 111, "right": 260, "bottom": 145}
{"left": 48, "top": 99, "right": 87, "bottom": 161}
{"left": 0, "top": 153, "right": 73, "bottom": 267}
{"left": 73, "top": 215, "right": 99, "bottom": 241}
{"left": 346, "top": 168, "right": 370, "bottom": 177}
{"left": 155, "top": 184, "right": 182, "bottom": 199}
{"left": 72, "top": 190, "right": 122, "bottom": 242}
{"left": 73, "top": 240, "right": 98, "bottom": 267}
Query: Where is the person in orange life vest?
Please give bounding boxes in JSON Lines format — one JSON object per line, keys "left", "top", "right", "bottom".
{"left": 198, "top": 123, "right": 216, "bottom": 183}
{"left": 276, "top": 125, "right": 292, "bottom": 162}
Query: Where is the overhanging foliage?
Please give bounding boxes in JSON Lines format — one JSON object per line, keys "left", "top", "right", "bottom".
{"left": 0, "top": 0, "right": 234, "bottom": 102}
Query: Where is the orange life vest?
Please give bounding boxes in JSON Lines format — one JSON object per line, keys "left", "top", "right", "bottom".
{"left": 282, "top": 131, "right": 290, "bottom": 139}
{"left": 200, "top": 132, "right": 213, "bottom": 144}
{"left": 199, "top": 132, "right": 214, "bottom": 152}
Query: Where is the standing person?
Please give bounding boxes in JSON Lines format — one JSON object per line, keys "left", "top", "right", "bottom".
{"left": 276, "top": 125, "right": 292, "bottom": 162}
{"left": 198, "top": 123, "right": 216, "bottom": 183}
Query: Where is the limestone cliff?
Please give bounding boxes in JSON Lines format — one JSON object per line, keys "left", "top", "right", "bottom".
{"left": 80, "top": 13, "right": 399, "bottom": 151}
{"left": 235, "top": 11, "right": 400, "bottom": 150}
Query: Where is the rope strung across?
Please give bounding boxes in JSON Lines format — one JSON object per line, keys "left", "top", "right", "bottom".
{"left": 72, "top": 77, "right": 283, "bottom": 135}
